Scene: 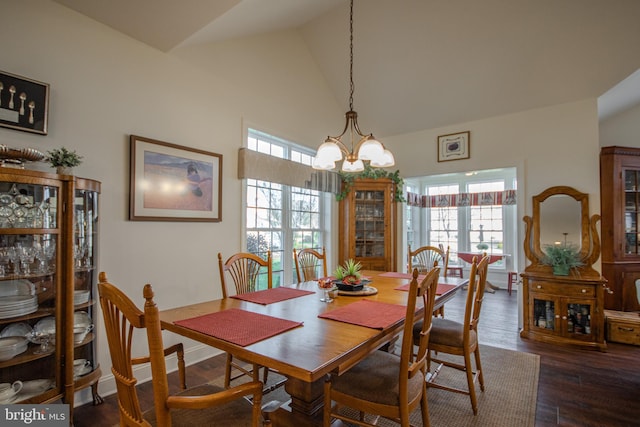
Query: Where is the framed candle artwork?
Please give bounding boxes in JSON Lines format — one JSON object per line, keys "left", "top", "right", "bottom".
{"left": 0, "top": 71, "right": 49, "bottom": 135}
{"left": 437, "top": 131, "right": 470, "bottom": 162}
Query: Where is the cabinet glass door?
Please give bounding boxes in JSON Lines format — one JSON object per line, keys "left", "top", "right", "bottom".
{"left": 72, "top": 188, "right": 99, "bottom": 385}
{"left": 532, "top": 297, "right": 557, "bottom": 332}
{"left": 0, "top": 181, "right": 60, "bottom": 403}
{"left": 565, "top": 301, "right": 593, "bottom": 338}
{"left": 623, "top": 169, "right": 640, "bottom": 254}
{"left": 354, "top": 190, "right": 385, "bottom": 258}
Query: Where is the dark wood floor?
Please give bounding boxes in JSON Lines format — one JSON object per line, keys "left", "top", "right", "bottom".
{"left": 74, "top": 289, "right": 640, "bottom": 426}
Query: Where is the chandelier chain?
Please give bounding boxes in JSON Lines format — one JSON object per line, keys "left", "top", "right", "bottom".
{"left": 349, "top": 0, "right": 354, "bottom": 112}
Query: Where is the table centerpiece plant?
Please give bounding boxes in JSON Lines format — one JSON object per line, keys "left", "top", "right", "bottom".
{"left": 334, "top": 259, "right": 363, "bottom": 285}
{"left": 541, "top": 243, "right": 583, "bottom": 276}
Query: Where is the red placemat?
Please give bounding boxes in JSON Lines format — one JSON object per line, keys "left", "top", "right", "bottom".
{"left": 380, "top": 271, "right": 427, "bottom": 281}
{"left": 174, "top": 308, "right": 303, "bottom": 347}
{"left": 394, "top": 282, "right": 458, "bottom": 295}
{"left": 318, "top": 299, "right": 406, "bottom": 330}
{"left": 231, "top": 287, "right": 314, "bottom": 305}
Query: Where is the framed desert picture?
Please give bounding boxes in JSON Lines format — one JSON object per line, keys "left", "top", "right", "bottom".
{"left": 129, "top": 135, "right": 222, "bottom": 221}
{"left": 437, "top": 131, "right": 470, "bottom": 162}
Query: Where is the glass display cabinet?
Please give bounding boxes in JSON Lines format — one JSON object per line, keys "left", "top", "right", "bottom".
{"left": 0, "top": 168, "right": 101, "bottom": 413}
{"left": 600, "top": 146, "right": 640, "bottom": 311}
{"left": 338, "top": 178, "right": 397, "bottom": 271}
{"left": 520, "top": 185, "right": 607, "bottom": 350}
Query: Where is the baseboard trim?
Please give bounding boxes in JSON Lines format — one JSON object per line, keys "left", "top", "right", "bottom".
{"left": 74, "top": 344, "right": 222, "bottom": 407}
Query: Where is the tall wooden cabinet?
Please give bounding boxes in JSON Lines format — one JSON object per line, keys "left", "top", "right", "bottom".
{"left": 600, "top": 146, "right": 640, "bottom": 311}
{"left": 0, "top": 168, "right": 101, "bottom": 413}
{"left": 338, "top": 178, "right": 397, "bottom": 271}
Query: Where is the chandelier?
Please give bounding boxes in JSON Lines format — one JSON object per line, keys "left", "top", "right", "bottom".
{"left": 312, "top": 0, "right": 394, "bottom": 172}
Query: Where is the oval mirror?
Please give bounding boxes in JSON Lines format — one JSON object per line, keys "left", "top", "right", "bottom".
{"left": 539, "top": 195, "right": 582, "bottom": 249}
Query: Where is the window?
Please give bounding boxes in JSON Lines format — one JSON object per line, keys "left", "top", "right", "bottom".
{"left": 404, "top": 168, "right": 516, "bottom": 270}
{"left": 245, "top": 129, "right": 328, "bottom": 287}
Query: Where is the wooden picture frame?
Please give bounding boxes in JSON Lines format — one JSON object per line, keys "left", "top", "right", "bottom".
{"left": 437, "top": 131, "right": 470, "bottom": 162}
{"left": 0, "top": 70, "right": 49, "bottom": 135}
{"left": 129, "top": 135, "right": 222, "bottom": 222}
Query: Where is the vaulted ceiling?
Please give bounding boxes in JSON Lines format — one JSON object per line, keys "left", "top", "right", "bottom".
{"left": 52, "top": 0, "right": 640, "bottom": 137}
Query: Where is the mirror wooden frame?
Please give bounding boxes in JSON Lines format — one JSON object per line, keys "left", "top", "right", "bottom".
{"left": 523, "top": 185, "right": 600, "bottom": 272}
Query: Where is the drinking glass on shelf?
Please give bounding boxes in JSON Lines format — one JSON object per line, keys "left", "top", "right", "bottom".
{"left": 17, "top": 246, "right": 34, "bottom": 275}
{"left": 7, "top": 247, "right": 20, "bottom": 275}
{"left": 28, "top": 331, "right": 53, "bottom": 354}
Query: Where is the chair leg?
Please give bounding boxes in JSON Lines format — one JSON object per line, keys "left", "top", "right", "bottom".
{"left": 464, "top": 351, "right": 478, "bottom": 415}
{"left": 224, "top": 353, "right": 233, "bottom": 388}
{"left": 474, "top": 346, "right": 485, "bottom": 391}
{"left": 420, "top": 382, "right": 430, "bottom": 427}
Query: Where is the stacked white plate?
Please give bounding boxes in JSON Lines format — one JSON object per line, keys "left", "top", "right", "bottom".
{"left": 0, "top": 295, "right": 38, "bottom": 319}
{"left": 73, "top": 290, "right": 90, "bottom": 306}
{"left": 0, "top": 336, "right": 28, "bottom": 361}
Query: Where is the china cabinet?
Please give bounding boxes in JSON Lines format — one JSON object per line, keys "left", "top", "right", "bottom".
{"left": 520, "top": 186, "right": 607, "bottom": 350}
{"left": 0, "top": 168, "right": 101, "bottom": 413}
{"left": 600, "top": 145, "right": 640, "bottom": 311}
{"left": 338, "top": 178, "right": 397, "bottom": 271}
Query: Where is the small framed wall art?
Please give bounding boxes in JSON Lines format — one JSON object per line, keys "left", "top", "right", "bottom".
{"left": 0, "top": 70, "right": 49, "bottom": 135}
{"left": 129, "top": 135, "right": 223, "bottom": 222}
{"left": 437, "top": 131, "right": 470, "bottom": 162}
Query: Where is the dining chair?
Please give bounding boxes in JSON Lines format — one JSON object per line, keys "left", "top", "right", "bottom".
{"left": 97, "top": 272, "right": 271, "bottom": 427}
{"left": 217, "top": 251, "right": 274, "bottom": 389}
{"left": 293, "top": 247, "right": 327, "bottom": 282}
{"left": 415, "top": 254, "right": 490, "bottom": 415}
{"left": 409, "top": 244, "right": 449, "bottom": 317}
{"left": 408, "top": 245, "right": 449, "bottom": 277}
{"left": 323, "top": 266, "right": 441, "bottom": 427}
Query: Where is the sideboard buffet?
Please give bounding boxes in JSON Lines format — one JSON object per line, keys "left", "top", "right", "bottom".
{"left": 520, "top": 186, "right": 608, "bottom": 350}
{"left": 0, "top": 168, "right": 101, "bottom": 413}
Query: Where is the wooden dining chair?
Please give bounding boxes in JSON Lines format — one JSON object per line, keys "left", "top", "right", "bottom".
{"left": 293, "top": 247, "right": 327, "bottom": 282}
{"left": 97, "top": 272, "right": 271, "bottom": 427}
{"left": 415, "top": 254, "right": 490, "bottom": 415}
{"left": 217, "top": 251, "right": 273, "bottom": 389}
{"left": 323, "top": 266, "right": 441, "bottom": 427}
{"left": 408, "top": 244, "right": 449, "bottom": 276}
{"left": 409, "top": 244, "right": 449, "bottom": 317}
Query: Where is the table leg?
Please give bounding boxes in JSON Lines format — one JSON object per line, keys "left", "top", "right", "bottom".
{"left": 270, "top": 376, "right": 325, "bottom": 426}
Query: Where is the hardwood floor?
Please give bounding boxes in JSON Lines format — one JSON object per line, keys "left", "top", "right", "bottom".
{"left": 73, "top": 289, "right": 640, "bottom": 426}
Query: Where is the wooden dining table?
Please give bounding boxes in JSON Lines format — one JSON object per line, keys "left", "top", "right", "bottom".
{"left": 158, "top": 270, "right": 467, "bottom": 427}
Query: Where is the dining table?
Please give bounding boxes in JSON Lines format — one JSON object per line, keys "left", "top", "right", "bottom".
{"left": 158, "top": 270, "right": 468, "bottom": 427}
{"left": 457, "top": 251, "right": 510, "bottom": 293}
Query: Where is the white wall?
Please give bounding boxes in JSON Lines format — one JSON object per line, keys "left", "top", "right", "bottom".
{"left": 600, "top": 102, "right": 640, "bottom": 148}
{"left": 0, "top": 0, "right": 341, "bottom": 404}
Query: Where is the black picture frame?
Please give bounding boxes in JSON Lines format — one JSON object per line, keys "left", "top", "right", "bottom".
{"left": 0, "top": 71, "right": 49, "bottom": 135}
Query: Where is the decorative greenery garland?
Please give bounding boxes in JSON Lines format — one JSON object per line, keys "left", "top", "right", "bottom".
{"left": 336, "top": 164, "right": 405, "bottom": 202}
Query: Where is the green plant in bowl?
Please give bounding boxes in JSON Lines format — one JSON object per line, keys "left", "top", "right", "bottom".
{"left": 334, "top": 259, "right": 362, "bottom": 285}
{"left": 541, "top": 243, "right": 583, "bottom": 275}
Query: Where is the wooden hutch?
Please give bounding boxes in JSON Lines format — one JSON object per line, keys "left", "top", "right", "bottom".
{"left": 520, "top": 186, "right": 608, "bottom": 350}
{"left": 338, "top": 178, "right": 397, "bottom": 271}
